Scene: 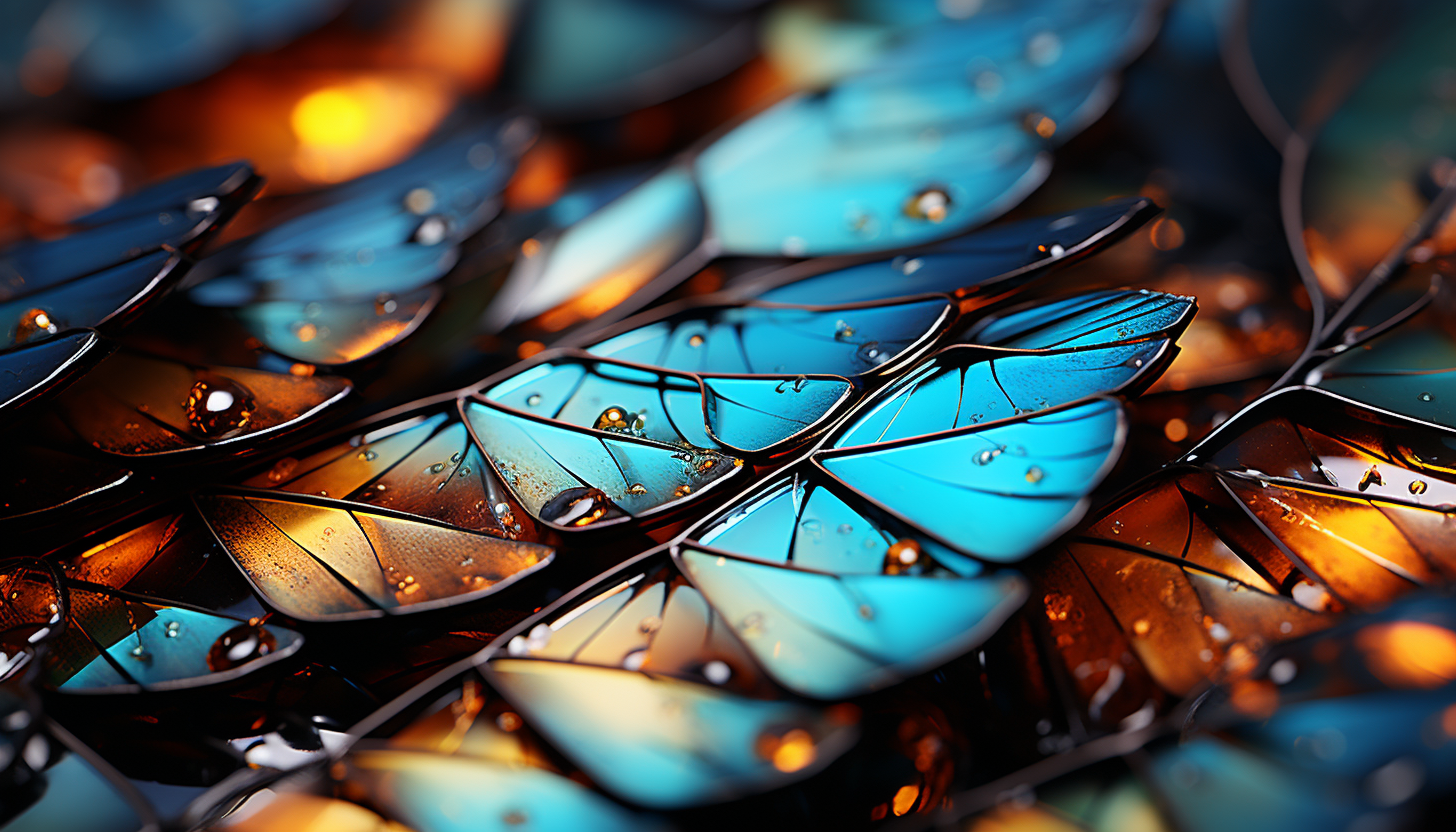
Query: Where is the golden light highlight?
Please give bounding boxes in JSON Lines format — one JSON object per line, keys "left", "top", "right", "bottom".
{"left": 1357, "top": 622, "right": 1456, "bottom": 689}
{"left": 289, "top": 74, "right": 454, "bottom": 184}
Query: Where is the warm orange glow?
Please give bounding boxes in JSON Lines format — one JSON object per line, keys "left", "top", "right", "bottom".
{"left": 1357, "top": 622, "right": 1456, "bottom": 689}
{"left": 506, "top": 139, "right": 574, "bottom": 211}
{"left": 1150, "top": 217, "right": 1185, "bottom": 250}
{"left": 535, "top": 274, "right": 642, "bottom": 333}
{"left": 965, "top": 807, "right": 1084, "bottom": 832}
{"left": 217, "top": 792, "right": 414, "bottom": 832}
{"left": 892, "top": 784, "right": 921, "bottom": 816}
{"left": 289, "top": 75, "right": 454, "bottom": 184}
{"left": 292, "top": 88, "right": 372, "bottom": 148}
{"left": 757, "top": 728, "right": 817, "bottom": 773}
{"left": 395, "top": 0, "right": 512, "bottom": 90}
{"left": 516, "top": 340, "right": 545, "bottom": 359}
{"left": 1164, "top": 418, "right": 1189, "bottom": 442}
{"left": 1228, "top": 678, "right": 1279, "bottom": 718}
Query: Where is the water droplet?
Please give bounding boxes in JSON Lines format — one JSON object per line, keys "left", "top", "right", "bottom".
{"left": 357, "top": 449, "right": 378, "bottom": 461}
{"left": 1025, "top": 465, "right": 1044, "bottom": 484}
{"left": 184, "top": 377, "right": 257, "bottom": 438}
{"left": 1111, "top": 520, "right": 1123, "bottom": 535}
{"left": 595, "top": 406, "right": 631, "bottom": 431}
{"left": 374, "top": 294, "right": 398, "bottom": 315}
{"left": 688, "top": 334, "right": 705, "bottom": 348}
{"left": 799, "top": 519, "right": 823, "bottom": 539}
{"left": 1291, "top": 580, "right": 1334, "bottom": 612}
{"left": 672, "top": 484, "right": 693, "bottom": 498}
{"left": 403, "top": 187, "right": 436, "bottom": 215}
{"left": 740, "top": 612, "right": 765, "bottom": 637}
{"left": 1411, "top": 480, "right": 1429, "bottom": 495}
{"left": 1358, "top": 465, "right": 1383, "bottom": 492}
{"left": 130, "top": 642, "right": 150, "bottom": 661}
{"left": 904, "top": 188, "right": 952, "bottom": 222}
{"left": 837, "top": 523, "right": 853, "bottom": 535}
{"left": 164, "top": 621, "right": 183, "bottom": 638}
{"left": 703, "top": 660, "right": 732, "bottom": 685}
{"left": 638, "top": 616, "right": 662, "bottom": 634}
{"left": 525, "top": 394, "right": 542, "bottom": 407}
{"left": 626, "top": 483, "right": 647, "bottom": 495}
{"left": 206, "top": 624, "right": 277, "bottom": 671}
{"left": 973, "top": 446, "right": 1003, "bottom": 465}
{"left": 14, "top": 308, "right": 59, "bottom": 344}
{"left": 186, "top": 196, "right": 220, "bottom": 216}
{"left": 858, "top": 604, "right": 875, "bottom": 620}
{"left": 856, "top": 341, "right": 886, "bottom": 365}
{"left": 1420, "top": 392, "right": 1434, "bottom": 402}
{"left": 834, "top": 320, "right": 857, "bottom": 340}
{"left": 1026, "top": 30, "right": 1062, "bottom": 66}
{"left": 427, "top": 462, "right": 447, "bottom": 474}
{"left": 412, "top": 215, "right": 449, "bottom": 245}
{"left": 884, "top": 538, "right": 922, "bottom": 574}
{"left": 539, "top": 487, "right": 625, "bottom": 527}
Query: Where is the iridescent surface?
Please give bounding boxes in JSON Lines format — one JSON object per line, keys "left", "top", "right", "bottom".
{"left": 585, "top": 297, "right": 954, "bottom": 378}
{"left": 821, "top": 398, "right": 1126, "bottom": 561}
{"left": 483, "top": 353, "right": 850, "bottom": 454}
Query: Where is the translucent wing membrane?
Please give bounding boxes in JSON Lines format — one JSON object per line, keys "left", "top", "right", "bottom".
{"left": 678, "top": 543, "right": 1026, "bottom": 699}
{"left": 0, "top": 163, "right": 255, "bottom": 347}
{"left": 481, "top": 353, "right": 851, "bottom": 455}
{"left": 692, "top": 466, "right": 984, "bottom": 577}
{"left": 494, "top": 166, "right": 708, "bottom": 333}
{"left": 833, "top": 340, "right": 1173, "bottom": 448}
{"left": 243, "top": 408, "right": 535, "bottom": 537}
{"left": 957, "top": 594, "right": 1456, "bottom": 832}
{"left": 584, "top": 297, "right": 953, "bottom": 378}
{"left": 51, "top": 352, "right": 351, "bottom": 458}
{"left": 0, "top": 330, "right": 110, "bottom": 418}
{"left": 462, "top": 397, "right": 745, "bottom": 529}
{"left": 194, "top": 493, "right": 553, "bottom": 621}
{"left": 694, "top": 0, "right": 1158, "bottom": 256}
{"left": 2, "top": 721, "right": 154, "bottom": 832}
{"left": 497, "top": 550, "right": 770, "bottom": 694}
{"left": 1308, "top": 301, "right": 1456, "bottom": 431}
{"left": 341, "top": 750, "right": 657, "bottom": 832}
{"left": 818, "top": 398, "right": 1127, "bottom": 562}
{"left": 1, "top": 516, "right": 303, "bottom": 694}
{"left": 966, "top": 288, "right": 1196, "bottom": 349}
{"left": 473, "top": 550, "right": 859, "bottom": 808}
{"left": 753, "top": 197, "right": 1159, "bottom": 305}
{"left": 1191, "top": 387, "right": 1456, "bottom": 505}
{"left": 192, "top": 123, "right": 530, "bottom": 364}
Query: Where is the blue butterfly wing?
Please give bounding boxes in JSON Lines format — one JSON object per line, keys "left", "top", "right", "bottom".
{"left": 967, "top": 288, "right": 1195, "bottom": 348}
{"left": 0, "top": 164, "right": 254, "bottom": 342}
{"left": 692, "top": 467, "right": 981, "bottom": 577}
{"left": 586, "top": 297, "right": 953, "bottom": 377}
{"left": 678, "top": 544, "right": 1026, "bottom": 699}
{"left": 461, "top": 398, "right": 744, "bottom": 527}
{"left": 818, "top": 398, "right": 1125, "bottom": 561}
{"left": 834, "top": 341, "right": 1168, "bottom": 448}
{"left": 700, "top": 375, "right": 852, "bottom": 452}
{"left": 485, "top": 657, "right": 853, "bottom": 809}
{"left": 192, "top": 125, "right": 525, "bottom": 362}
{"left": 0, "top": 330, "right": 109, "bottom": 417}
{"left": 755, "top": 197, "right": 1157, "bottom": 305}
{"left": 1311, "top": 316, "right": 1456, "bottom": 430}
{"left": 494, "top": 168, "right": 706, "bottom": 329}
{"left": 696, "top": 94, "right": 1047, "bottom": 256}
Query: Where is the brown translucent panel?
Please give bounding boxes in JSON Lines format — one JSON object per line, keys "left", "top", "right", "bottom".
{"left": 192, "top": 494, "right": 378, "bottom": 620}
{"left": 195, "top": 494, "right": 552, "bottom": 621}
{"left": 503, "top": 553, "right": 766, "bottom": 693}
{"left": 1376, "top": 501, "right": 1456, "bottom": 575}
{"left": 61, "top": 516, "right": 176, "bottom": 588}
{"left": 365, "top": 424, "right": 507, "bottom": 534}
{"left": 1064, "top": 541, "right": 1220, "bottom": 697}
{"left": 1225, "top": 478, "right": 1429, "bottom": 607}
{"left": 385, "top": 675, "right": 550, "bottom": 770}
{"left": 1197, "top": 388, "right": 1456, "bottom": 504}
{"left": 1183, "top": 572, "right": 1328, "bottom": 648}
{"left": 1081, "top": 471, "right": 1288, "bottom": 593}
{"left": 246, "top": 412, "right": 530, "bottom": 537}
{"left": 0, "top": 560, "right": 61, "bottom": 642}
{"left": 56, "top": 352, "right": 350, "bottom": 457}
{"left": 1030, "top": 553, "right": 1163, "bottom": 728}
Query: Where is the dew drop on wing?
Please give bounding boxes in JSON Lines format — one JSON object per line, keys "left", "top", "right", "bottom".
{"left": 207, "top": 624, "right": 277, "bottom": 672}
{"left": 184, "top": 377, "right": 258, "bottom": 438}
{"left": 539, "top": 486, "right": 626, "bottom": 527}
